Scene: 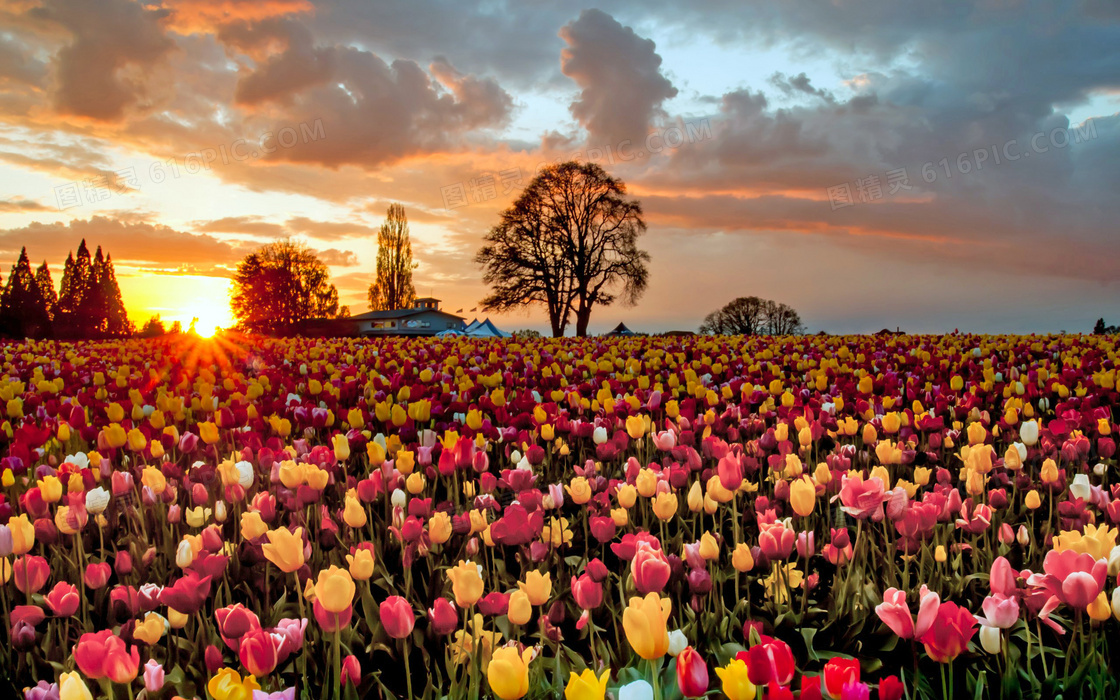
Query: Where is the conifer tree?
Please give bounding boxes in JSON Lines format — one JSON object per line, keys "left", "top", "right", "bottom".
{"left": 35, "top": 262, "right": 57, "bottom": 321}
{"left": 0, "top": 247, "right": 51, "bottom": 338}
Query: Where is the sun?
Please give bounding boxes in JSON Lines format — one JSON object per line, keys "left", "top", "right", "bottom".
{"left": 188, "top": 309, "right": 231, "bottom": 338}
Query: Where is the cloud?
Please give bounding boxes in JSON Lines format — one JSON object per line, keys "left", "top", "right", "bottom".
{"left": 0, "top": 215, "right": 247, "bottom": 269}
{"left": 559, "top": 9, "right": 678, "bottom": 145}
{"left": 221, "top": 17, "right": 514, "bottom": 168}
{"left": 0, "top": 197, "right": 48, "bottom": 213}
{"left": 284, "top": 215, "right": 376, "bottom": 241}
{"left": 194, "top": 215, "right": 287, "bottom": 237}
{"left": 28, "top": 0, "right": 176, "bottom": 121}
{"left": 317, "top": 247, "right": 359, "bottom": 266}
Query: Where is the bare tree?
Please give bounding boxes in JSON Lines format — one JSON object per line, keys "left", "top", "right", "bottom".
{"left": 368, "top": 203, "right": 417, "bottom": 311}
{"left": 476, "top": 162, "right": 649, "bottom": 337}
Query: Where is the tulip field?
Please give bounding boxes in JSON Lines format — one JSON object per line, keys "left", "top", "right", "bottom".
{"left": 6, "top": 332, "right": 1120, "bottom": 700}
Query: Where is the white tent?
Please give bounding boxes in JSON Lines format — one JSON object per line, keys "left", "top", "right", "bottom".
{"left": 463, "top": 318, "right": 510, "bottom": 337}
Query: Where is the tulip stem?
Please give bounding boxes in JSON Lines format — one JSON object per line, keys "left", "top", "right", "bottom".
{"left": 401, "top": 638, "right": 414, "bottom": 700}
{"left": 333, "top": 623, "right": 342, "bottom": 700}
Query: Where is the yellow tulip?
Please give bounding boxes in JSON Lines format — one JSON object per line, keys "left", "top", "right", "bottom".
{"left": 207, "top": 668, "right": 261, "bottom": 700}
{"left": 314, "top": 565, "right": 355, "bottom": 613}
{"left": 346, "top": 548, "right": 376, "bottom": 581}
{"left": 261, "top": 527, "right": 305, "bottom": 573}
{"left": 732, "top": 543, "right": 755, "bottom": 572}
{"left": 518, "top": 570, "right": 552, "bottom": 606}
{"left": 789, "top": 476, "right": 816, "bottom": 517}
{"left": 625, "top": 415, "right": 646, "bottom": 440}
{"left": 507, "top": 589, "right": 532, "bottom": 626}
{"left": 565, "top": 668, "right": 610, "bottom": 700}
{"left": 343, "top": 497, "right": 367, "bottom": 528}
{"left": 487, "top": 645, "right": 534, "bottom": 700}
{"left": 652, "top": 491, "right": 678, "bottom": 521}
{"left": 126, "top": 428, "right": 147, "bottom": 452}
{"left": 566, "top": 477, "right": 592, "bottom": 505}
{"left": 714, "top": 658, "right": 756, "bottom": 700}
{"left": 429, "top": 511, "right": 453, "bottom": 545}
{"left": 59, "top": 671, "right": 93, "bottom": 700}
{"left": 622, "top": 592, "right": 671, "bottom": 659}
{"left": 9, "top": 514, "right": 34, "bottom": 555}
{"left": 240, "top": 512, "right": 268, "bottom": 541}
{"left": 38, "top": 475, "right": 63, "bottom": 503}
{"left": 198, "top": 421, "right": 220, "bottom": 445}
{"left": 133, "top": 612, "right": 167, "bottom": 644}
{"left": 699, "top": 531, "right": 719, "bottom": 560}
{"left": 1025, "top": 490, "right": 1042, "bottom": 510}
{"left": 447, "top": 560, "right": 484, "bottom": 608}
{"left": 616, "top": 484, "right": 637, "bottom": 509}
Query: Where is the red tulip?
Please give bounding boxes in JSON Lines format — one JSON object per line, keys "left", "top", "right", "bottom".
{"left": 205, "top": 644, "right": 224, "bottom": 673}
{"left": 74, "top": 629, "right": 140, "bottom": 683}
{"left": 215, "top": 603, "right": 261, "bottom": 649}
{"left": 85, "top": 561, "right": 112, "bottom": 589}
{"left": 13, "top": 555, "right": 49, "bottom": 594}
{"left": 380, "top": 595, "right": 416, "bottom": 639}
{"left": 427, "top": 598, "right": 458, "bottom": 635}
{"left": 44, "top": 581, "right": 80, "bottom": 617}
{"left": 800, "top": 674, "right": 823, "bottom": 700}
{"left": 744, "top": 635, "right": 795, "bottom": 686}
{"left": 158, "top": 571, "right": 212, "bottom": 614}
{"left": 676, "top": 646, "right": 709, "bottom": 697}
{"left": 917, "top": 601, "right": 977, "bottom": 663}
{"left": 238, "top": 627, "right": 281, "bottom": 676}
{"left": 632, "top": 541, "right": 671, "bottom": 594}
{"left": 823, "top": 658, "right": 860, "bottom": 698}
{"left": 313, "top": 599, "right": 353, "bottom": 632}
{"left": 878, "top": 675, "right": 904, "bottom": 700}
{"left": 759, "top": 522, "right": 795, "bottom": 560}
{"left": 571, "top": 573, "right": 603, "bottom": 610}
{"left": 341, "top": 654, "right": 361, "bottom": 687}
{"left": 477, "top": 591, "right": 509, "bottom": 617}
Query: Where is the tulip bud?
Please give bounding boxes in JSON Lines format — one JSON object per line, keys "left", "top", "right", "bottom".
{"left": 1016, "top": 525, "right": 1030, "bottom": 547}
{"left": 935, "top": 545, "right": 947, "bottom": 563}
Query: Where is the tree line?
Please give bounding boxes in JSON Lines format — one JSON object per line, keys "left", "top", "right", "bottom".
{"left": 226, "top": 164, "right": 805, "bottom": 338}
{"left": 0, "top": 240, "right": 131, "bottom": 339}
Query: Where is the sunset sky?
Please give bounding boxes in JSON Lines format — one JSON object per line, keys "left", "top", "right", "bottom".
{"left": 0, "top": 0, "right": 1117, "bottom": 335}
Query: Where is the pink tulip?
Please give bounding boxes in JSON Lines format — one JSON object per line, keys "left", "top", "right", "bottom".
{"left": 839, "top": 475, "right": 887, "bottom": 521}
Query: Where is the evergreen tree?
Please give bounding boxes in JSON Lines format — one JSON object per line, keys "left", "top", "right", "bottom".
{"left": 0, "top": 247, "right": 52, "bottom": 338}
{"left": 35, "top": 262, "right": 57, "bottom": 321}
{"left": 57, "top": 241, "right": 94, "bottom": 337}
{"left": 1094, "top": 318, "right": 1107, "bottom": 335}
{"left": 99, "top": 253, "right": 131, "bottom": 336}
{"left": 79, "top": 245, "right": 108, "bottom": 333}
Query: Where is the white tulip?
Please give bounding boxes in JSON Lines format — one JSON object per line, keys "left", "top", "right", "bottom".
{"left": 667, "top": 629, "right": 688, "bottom": 656}
{"left": 1070, "top": 474, "right": 1092, "bottom": 502}
{"left": 592, "top": 426, "right": 608, "bottom": 445}
{"left": 391, "top": 489, "right": 407, "bottom": 508}
{"left": 619, "top": 680, "right": 654, "bottom": 700}
{"left": 1112, "top": 587, "right": 1120, "bottom": 621}
{"left": 979, "top": 625, "right": 1002, "bottom": 654}
{"left": 1109, "top": 545, "right": 1120, "bottom": 577}
{"left": 1013, "top": 442, "right": 1027, "bottom": 462}
{"left": 236, "top": 461, "right": 255, "bottom": 488}
{"left": 1095, "top": 462, "right": 1108, "bottom": 477}
{"left": 175, "top": 540, "right": 195, "bottom": 569}
{"left": 68, "top": 452, "right": 90, "bottom": 470}
{"left": 85, "top": 487, "right": 110, "bottom": 514}
{"left": 1020, "top": 420, "right": 1039, "bottom": 446}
